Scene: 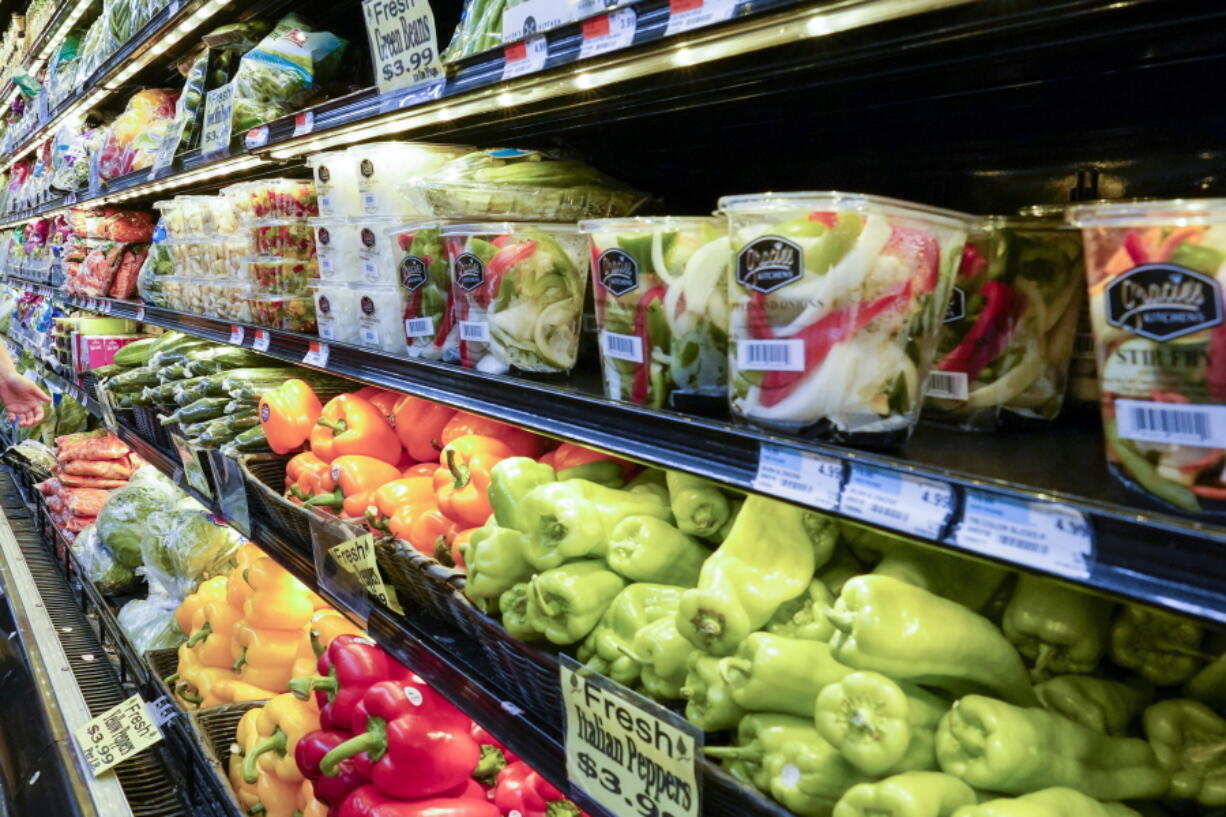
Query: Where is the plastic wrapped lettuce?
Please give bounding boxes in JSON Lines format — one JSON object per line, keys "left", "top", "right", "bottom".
{"left": 71, "top": 526, "right": 137, "bottom": 595}
{"left": 96, "top": 479, "right": 182, "bottom": 568}
{"left": 139, "top": 508, "right": 242, "bottom": 598}
{"left": 117, "top": 593, "right": 184, "bottom": 652}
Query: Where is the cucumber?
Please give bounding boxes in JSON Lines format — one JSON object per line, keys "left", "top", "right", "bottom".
{"left": 105, "top": 366, "right": 160, "bottom": 393}
{"left": 183, "top": 347, "right": 271, "bottom": 376}
{"left": 161, "top": 397, "right": 230, "bottom": 425}
{"left": 112, "top": 337, "right": 160, "bottom": 367}
{"left": 196, "top": 413, "right": 259, "bottom": 448}
{"left": 226, "top": 424, "right": 271, "bottom": 454}
{"left": 174, "top": 376, "right": 225, "bottom": 405}
{"left": 90, "top": 364, "right": 125, "bottom": 379}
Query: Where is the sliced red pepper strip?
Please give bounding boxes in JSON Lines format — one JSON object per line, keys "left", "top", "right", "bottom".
{"left": 1178, "top": 452, "right": 1225, "bottom": 475}
{"left": 935, "top": 279, "right": 1022, "bottom": 380}
{"left": 1154, "top": 227, "right": 1202, "bottom": 262}
{"left": 478, "top": 240, "right": 537, "bottom": 308}
{"left": 1190, "top": 484, "right": 1226, "bottom": 500}
{"left": 809, "top": 211, "right": 838, "bottom": 228}
{"left": 958, "top": 242, "right": 988, "bottom": 280}
{"left": 883, "top": 225, "right": 941, "bottom": 294}
{"left": 1123, "top": 230, "right": 1152, "bottom": 265}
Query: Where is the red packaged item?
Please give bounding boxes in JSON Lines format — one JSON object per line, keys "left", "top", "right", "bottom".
{"left": 61, "top": 488, "right": 110, "bottom": 518}
{"left": 109, "top": 244, "right": 147, "bottom": 299}
{"left": 46, "top": 494, "right": 64, "bottom": 513}
{"left": 57, "top": 473, "right": 130, "bottom": 489}
{"left": 64, "top": 515, "right": 97, "bottom": 532}
{"left": 100, "top": 212, "right": 155, "bottom": 242}
{"left": 37, "top": 478, "right": 62, "bottom": 496}
{"left": 56, "top": 431, "right": 131, "bottom": 462}
{"left": 61, "top": 457, "right": 134, "bottom": 479}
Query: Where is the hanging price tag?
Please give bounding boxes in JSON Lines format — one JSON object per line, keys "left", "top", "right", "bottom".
{"left": 951, "top": 490, "right": 1095, "bottom": 579}
{"left": 753, "top": 443, "right": 842, "bottom": 511}
{"left": 363, "top": 0, "right": 443, "bottom": 97}
{"left": 244, "top": 126, "right": 269, "bottom": 150}
{"left": 229, "top": 325, "right": 245, "bottom": 345}
{"left": 303, "top": 341, "right": 330, "bottom": 367}
{"left": 171, "top": 433, "right": 212, "bottom": 499}
{"left": 200, "top": 84, "right": 235, "bottom": 160}
{"left": 147, "top": 697, "right": 177, "bottom": 726}
{"left": 252, "top": 330, "right": 270, "bottom": 351}
{"left": 838, "top": 464, "right": 955, "bottom": 540}
{"left": 293, "top": 112, "right": 314, "bottom": 137}
{"left": 579, "top": 8, "right": 636, "bottom": 60}
{"left": 134, "top": 306, "right": 145, "bottom": 321}
{"left": 329, "top": 534, "right": 403, "bottom": 613}
{"left": 73, "top": 694, "right": 163, "bottom": 777}
{"left": 148, "top": 118, "right": 185, "bottom": 180}
{"left": 665, "top": 0, "right": 736, "bottom": 36}
{"left": 561, "top": 656, "right": 701, "bottom": 817}
{"left": 502, "top": 35, "right": 548, "bottom": 80}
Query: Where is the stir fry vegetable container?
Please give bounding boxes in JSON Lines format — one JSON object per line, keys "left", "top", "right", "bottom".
{"left": 1069, "top": 198, "right": 1226, "bottom": 517}
{"left": 347, "top": 141, "right": 471, "bottom": 215}
{"left": 391, "top": 220, "right": 456, "bottom": 361}
{"left": 580, "top": 217, "right": 730, "bottom": 412}
{"left": 441, "top": 222, "right": 588, "bottom": 374}
{"left": 720, "top": 192, "right": 970, "bottom": 444}
{"left": 306, "top": 150, "right": 360, "bottom": 216}
{"left": 924, "top": 214, "right": 1085, "bottom": 430}
{"left": 310, "top": 280, "right": 360, "bottom": 343}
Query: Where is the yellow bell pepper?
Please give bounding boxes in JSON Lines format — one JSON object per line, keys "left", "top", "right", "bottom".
{"left": 232, "top": 621, "right": 310, "bottom": 693}
{"left": 244, "top": 557, "right": 315, "bottom": 630}
{"left": 255, "top": 773, "right": 301, "bottom": 817}
{"left": 175, "top": 575, "right": 228, "bottom": 635}
{"left": 243, "top": 693, "right": 321, "bottom": 786}
{"left": 233, "top": 542, "right": 267, "bottom": 571}
{"left": 230, "top": 709, "right": 263, "bottom": 813}
{"left": 309, "top": 609, "right": 364, "bottom": 656}
{"left": 215, "top": 678, "right": 279, "bottom": 703}
{"left": 187, "top": 599, "right": 243, "bottom": 669}
{"left": 173, "top": 642, "right": 238, "bottom": 708}
{"left": 228, "top": 564, "right": 256, "bottom": 612}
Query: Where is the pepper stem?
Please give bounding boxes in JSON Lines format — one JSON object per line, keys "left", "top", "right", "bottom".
{"left": 316, "top": 417, "right": 348, "bottom": 433}
{"left": 471, "top": 744, "right": 506, "bottom": 785}
{"left": 176, "top": 682, "right": 202, "bottom": 706}
{"left": 717, "top": 657, "right": 751, "bottom": 688}
{"left": 243, "top": 728, "right": 288, "bottom": 783}
{"left": 614, "top": 644, "right": 647, "bottom": 665}
{"left": 529, "top": 578, "right": 558, "bottom": 618}
{"left": 185, "top": 622, "right": 212, "bottom": 648}
{"left": 545, "top": 801, "right": 583, "bottom": 817}
{"left": 435, "top": 536, "right": 454, "bottom": 567}
{"left": 305, "top": 491, "right": 342, "bottom": 510}
{"left": 364, "top": 507, "right": 390, "bottom": 533}
{"left": 537, "top": 515, "right": 567, "bottom": 549}
{"left": 233, "top": 650, "right": 248, "bottom": 673}
{"left": 288, "top": 673, "right": 338, "bottom": 701}
{"left": 447, "top": 448, "right": 470, "bottom": 489}
{"left": 320, "top": 717, "right": 388, "bottom": 776}
{"left": 825, "top": 606, "right": 853, "bottom": 634}
{"left": 248, "top": 806, "right": 265, "bottom": 816}
{"left": 163, "top": 673, "right": 179, "bottom": 686}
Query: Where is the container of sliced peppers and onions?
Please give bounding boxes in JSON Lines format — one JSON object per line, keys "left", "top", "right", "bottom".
{"left": 719, "top": 191, "right": 970, "bottom": 445}
{"left": 1069, "top": 198, "right": 1226, "bottom": 518}
{"left": 923, "top": 213, "right": 1086, "bottom": 430}
{"left": 580, "top": 217, "right": 730, "bottom": 413}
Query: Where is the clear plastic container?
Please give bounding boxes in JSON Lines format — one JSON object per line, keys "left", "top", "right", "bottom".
{"left": 164, "top": 238, "right": 228, "bottom": 279}
{"left": 923, "top": 214, "right": 1085, "bottom": 431}
{"left": 390, "top": 220, "right": 456, "bottom": 361}
{"left": 161, "top": 276, "right": 189, "bottom": 312}
{"left": 176, "top": 195, "right": 223, "bottom": 237}
{"left": 245, "top": 178, "right": 318, "bottom": 219}
{"left": 247, "top": 257, "right": 316, "bottom": 295}
{"left": 353, "top": 284, "right": 411, "bottom": 355}
{"left": 220, "top": 181, "right": 262, "bottom": 222}
{"left": 580, "top": 216, "right": 730, "bottom": 412}
{"left": 310, "top": 216, "right": 363, "bottom": 281}
{"left": 1069, "top": 198, "right": 1226, "bottom": 518}
{"left": 223, "top": 235, "right": 248, "bottom": 280}
{"left": 209, "top": 281, "right": 253, "bottom": 322}
{"left": 348, "top": 141, "right": 471, "bottom": 215}
{"left": 441, "top": 221, "right": 589, "bottom": 374}
{"left": 310, "top": 280, "right": 361, "bottom": 343}
{"left": 154, "top": 200, "right": 184, "bottom": 238}
{"left": 353, "top": 216, "right": 401, "bottom": 285}
{"left": 719, "top": 191, "right": 971, "bottom": 445}
{"left": 247, "top": 293, "right": 317, "bottom": 333}
{"left": 248, "top": 219, "right": 317, "bottom": 261}
{"left": 306, "top": 151, "right": 360, "bottom": 217}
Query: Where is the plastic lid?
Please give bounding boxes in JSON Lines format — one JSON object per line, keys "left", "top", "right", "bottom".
{"left": 305, "top": 151, "right": 350, "bottom": 166}
{"left": 579, "top": 216, "right": 724, "bottom": 232}
{"left": 441, "top": 221, "right": 581, "bottom": 235}
{"left": 1066, "top": 197, "right": 1226, "bottom": 227}
{"left": 309, "top": 216, "right": 360, "bottom": 226}
{"left": 248, "top": 217, "right": 314, "bottom": 226}
{"left": 717, "top": 191, "right": 972, "bottom": 229}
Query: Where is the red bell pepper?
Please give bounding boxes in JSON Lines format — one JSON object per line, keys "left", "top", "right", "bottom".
{"left": 338, "top": 785, "right": 398, "bottom": 817}
{"left": 1124, "top": 230, "right": 1151, "bottom": 265}
{"left": 295, "top": 729, "right": 368, "bottom": 805}
{"left": 471, "top": 722, "right": 518, "bottom": 765}
{"left": 320, "top": 681, "right": 478, "bottom": 800}
{"left": 493, "top": 761, "right": 582, "bottom": 817}
{"left": 477, "top": 239, "right": 537, "bottom": 308}
{"left": 289, "top": 635, "right": 408, "bottom": 731}
{"left": 369, "top": 799, "right": 500, "bottom": 817}
{"left": 958, "top": 242, "right": 988, "bottom": 280}
{"left": 935, "top": 279, "right": 1024, "bottom": 380}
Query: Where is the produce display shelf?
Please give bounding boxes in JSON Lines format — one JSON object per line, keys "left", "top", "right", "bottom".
{"left": 0, "top": 0, "right": 88, "bottom": 110}
{"left": 36, "top": 287, "right": 1226, "bottom": 625}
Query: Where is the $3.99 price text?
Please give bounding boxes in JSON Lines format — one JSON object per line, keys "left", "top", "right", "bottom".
{"left": 574, "top": 751, "right": 678, "bottom": 817}
{"left": 364, "top": 0, "right": 439, "bottom": 85}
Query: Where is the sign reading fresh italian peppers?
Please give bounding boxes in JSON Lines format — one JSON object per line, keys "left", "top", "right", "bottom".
{"left": 74, "top": 694, "right": 163, "bottom": 776}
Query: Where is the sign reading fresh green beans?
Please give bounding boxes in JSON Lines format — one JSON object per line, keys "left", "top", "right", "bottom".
{"left": 362, "top": 0, "right": 441, "bottom": 96}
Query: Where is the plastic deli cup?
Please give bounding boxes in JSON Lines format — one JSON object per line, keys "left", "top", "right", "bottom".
{"left": 306, "top": 150, "right": 361, "bottom": 217}
{"left": 309, "top": 217, "right": 363, "bottom": 281}
{"left": 348, "top": 141, "right": 472, "bottom": 216}
{"left": 247, "top": 178, "right": 318, "bottom": 219}
{"left": 923, "top": 214, "right": 1086, "bottom": 430}
{"left": 248, "top": 219, "right": 317, "bottom": 261}
{"left": 440, "top": 222, "right": 588, "bottom": 374}
{"left": 1069, "top": 198, "right": 1226, "bottom": 517}
{"left": 719, "top": 191, "right": 971, "bottom": 444}
{"left": 353, "top": 284, "right": 411, "bottom": 355}
{"left": 310, "top": 280, "right": 360, "bottom": 343}
{"left": 247, "top": 257, "right": 316, "bottom": 295}
{"left": 353, "top": 216, "right": 401, "bottom": 285}
{"left": 579, "top": 217, "right": 730, "bottom": 412}
{"left": 390, "top": 220, "right": 456, "bottom": 361}
{"left": 247, "top": 294, "right": 317, "bottom": 333}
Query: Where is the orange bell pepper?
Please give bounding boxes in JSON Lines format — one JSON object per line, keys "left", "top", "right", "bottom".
{"left": 305, "top": 456, "right": 402, "bottom": 514}
{"left": 387, "top": 502, "right": 438, "bottom": 542}
{"left": 364, "top": 477, "right": 435, "bottom": 531}
{"left": 310, "top": 394, "right": 403, "bottom": 465}
{"left": 365, "top": 388, "right": 402, "bottom": 421}
{"left": 260, "top": 380, "right": 324, "bottom": 455}
{"left": 403, "top": 462, "right": 438, "bottom": 479}
{"left": 433, "top": 435, "right": 512, "bottom": 527}
{"left": 441, "top": 411, "right": 545, "bottom": 458}
{"left": 408, "top": 507, "right": 462, "bottom": 561}
{"left": 448, "top": 527, "right": 477, "bottom": 570}
{"left": 308, "top": 609, "right": 363, "bottom": 656}
{"left": 550, "top": 441, "right": 638, "bottom": 480}
{"left": 539, "top": 448, "right": 559, "bottom": 468}
{"left": 286, "top": 451, "right": 331, "bottom": 500}
{"left": 392, "top": 395, "right": 457, "bottom": 462}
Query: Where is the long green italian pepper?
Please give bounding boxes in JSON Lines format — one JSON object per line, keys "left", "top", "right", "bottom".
{"left": 871, "top": 542, "right": 1009, "bottom": 612}
{"left": 631, "top": 615, "right": 695, "bottom": 701}
{"left": 487, "top": 457, "right": 556, "bottom": 531}
{"left": 718, "top": 633, "right": 851, "bottom": 718}
{"left": 951, "top": 787, "right": 1143, "bottom": 817}
{"left": 1109, "top": 604, "right": 1208, "bottom": 686}
{"left": 576, "top": 583, "right": 682, "bottom": 686}
{"left": 832, "top": 771, "right": 977, "bottom": 817}
{"left": 665, "top": 470, "right": 731, "bottom": 538}
{"left": 606, "top": 515, "right": 709, "bottom": 586}
{"left": 815, "top": 671, "right": 946, "bottom": 776}
{"left": 765, "top": 579, "right": 836, "bottom": 642}
{"left": 1002, "top": 574, "right": 1114, "bottom": 680}
{"left": 461, "top": 522, "right": 535, "bottom": 601}
{"left": 1033, "top": 675, "right": 1152, "bottom": 736}
{"left": 681, "top": 653, "right": 744, "bottom": 732}
{"left": 1105, "top": 419, "right": 1199, "bottom": 512}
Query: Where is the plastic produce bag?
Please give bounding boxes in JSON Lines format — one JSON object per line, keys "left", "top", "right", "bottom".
{"left": 117, "top": 593, "right": 184, "bottom": 652}
{"left": 71, "top": 526, "right": 137, "bottom": 594}
{"left": 97, "top": 89, "right": 179, "bottom": 180}
{"left": 96, "top": 479, "right": 181, "bottom": 568}
{"left": 138, "top": 508, "right": 243, "bottom": 598}
{"left": 441, "top": 0, "right": 506, "bottom": 62}
{"left": 126, "top": 463, "right": 179, "bottom": 492}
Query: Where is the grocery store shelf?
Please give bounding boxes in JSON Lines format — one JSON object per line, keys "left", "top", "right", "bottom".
{"left": 0, "top": 0, "right": 92, "bottom": 111}
{"left": 34, "top": 287, "right": 1226, "bottom": 624}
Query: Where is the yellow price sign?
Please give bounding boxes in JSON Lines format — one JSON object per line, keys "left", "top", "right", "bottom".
{"left": 73, "top": 694, "right": 164, "bottom": 776}
{"left": 330, "top": 534, "right": 403, "bottom": 614}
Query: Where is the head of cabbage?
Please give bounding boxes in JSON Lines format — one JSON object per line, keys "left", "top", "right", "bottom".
{"left": 139, "top": 509, "right": 245, "bottom": 600}
{"left": 96, "top": 480, "right": 183, "bottom": 569}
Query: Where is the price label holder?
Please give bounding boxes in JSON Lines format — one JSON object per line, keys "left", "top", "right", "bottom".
{"left": 560, "top": 655, "right": 701, "bottom": 817}
{"left": 229, "top": 324, "right": 246, "bottom": 345}
{"left": 170, "top": 432, "right": 213, "bottom": 500}
{"left": 293, "top": 112, "right": 314, "bottom": 137}
{"left": 303, "top": 341, "right": 330, "bottom": 368}
{"left": 579, "top": 8, "right": 636, "bottom": 60}
{"left": 665, "top": 0, "right": 736, "bottom": 36}
{"left": 311, "top": 516, "right": 372, "bottom": 622}
{"left": 245, "top": 126, "right": 269, "bottom": 150}
{"left": 148, "top": 118, "right": 185, "bottom": 180}
{"left": 838, "top": 463, "right": 955, "bottom": 540}
{"left": 200, "top": 84, "right": 235, "bottom": 160}
{"left": 73, "top": 694, "right": 164, "bottom": 777}
{"left": 134, "top": 305, "right": 145, "bottom": 321}
{"left": 88, "top": 149, "right": 103, "bottom": 198}
{"left": 950, "top": 489, "right": 1095, "bottom": 579}
{"left": 503, "top": 35, "right": 549, "bottom": 80}
{"left": 212, "top": 452, "right": 251, "bottom": 536}
{"left": 363, "top": 0, "right": 443, "bottom": 98}
{"left": 252, "top": 330, "right": 270, "bottom": 351}
{"left": 753, "top": 442, "right": 842, "bottom": 511}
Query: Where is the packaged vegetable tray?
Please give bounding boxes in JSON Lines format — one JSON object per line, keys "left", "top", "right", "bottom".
{"left": 392, "top": 220, "right": 456, "bottom": 361}
{"left": 1069, "top": 198, "right": 1226, "bottom": 518}
{"left": 720, "top": 191, "right": 970, "bottom": 445}
{"left": 923, "top": 213, "right": 1085, "bottom": 430}
{"left": 348, "top": 141, "right": 471, "bottom": 216}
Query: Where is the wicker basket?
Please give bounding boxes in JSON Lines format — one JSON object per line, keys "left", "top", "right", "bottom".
{"left": 132, "top": 405, "right": 176, "bottom": 452}
{"left": 189, "top": 703, "right": 264, "bottom": 817}
{"left": 238, "top": 455, "right": 309, "bottom": 546}
{"left": 375, "top": 539, "right": 468, "bottom": 625}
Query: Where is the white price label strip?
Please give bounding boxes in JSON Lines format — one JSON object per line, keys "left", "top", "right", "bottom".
{"left": 561, "top": 656, "right": 701, "bottom": 817}
{"left": 665, "top": 0, "right": 736, "bottom": 36}
{"left": 579, "top": 8, "right": 636, "bottom": 60}
{"left": 838, "top": 464, "right": 955, "bottom": 539}
{"left": 229, "top": 325, "right": 245, "bottom": 345}
{"left": 303, "top": 341, "right": 330, "bottom": 367}
{"left": 503, "top": 35, "right": 548, "bottom": 80}
{"left": 951, "top": 490, "right": 1095, "bottom": 579}
{"left": 753, "top": 443, "right": 842, "bottom": 511}
{"left": 74, "top": 694, "right": 163, "bottom": 777}
{"left": 252, "top": 330, "right": 270, "bottom": 351}
{"left": 329, "top": 534, "right": 403, "bottom": 613}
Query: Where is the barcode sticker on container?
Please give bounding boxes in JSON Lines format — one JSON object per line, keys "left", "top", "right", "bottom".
{"left": 320, "top": 255, "right": 335, "bottom": 276}
{"left": 360, "top": 325, "right": 380, "bottom": 346}
{"left": 252, "top": 330, "right": 270, "bottom": 351}
{"left": 839, "top": 464, "right": 955, "bottom": 540}
{"left": 924, "top": 371, "right": 968, "bottom": 401}
{"left": 361, "top": 192, "right": 378, "bottom": 212}
{"left": 753, "top": 443, "right": 842, "bottom": 510}
{"left": 737, "top": 339, "right": 804, "bottom": 372}
{"left": 1115, "top": 399, "right": 1226, "bottom": 447}
{"left": 318, "top": 321, "right": 335, "bottom": 340}
{"left": 229, "top": 325, "right": 245, "bottom": 345}
{"left": 579, "top": 8, "right": 636, "bottom": 60}
{"left": 319, "top": 194, "right": 334, "bottom": 214}
{"left": 303, "top": 342, "right": 330, "bottom": 367}
{"left": 601, "top": 331, "right": 643, "bottom": 363}
{"left": 362, "top": 257, "right": 380, "bottom": 281}
{"left": 951, "top": 489, "right": 1094, "bottom": 579}
{"left": 460, "top": 320, "right": 490, "bottom": 342}
{"left": 405, "top": 317, "right": 434, "bottom": 338}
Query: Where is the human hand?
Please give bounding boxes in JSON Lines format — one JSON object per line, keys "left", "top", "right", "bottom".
{"left": 0, "top": 374, "right": 51, "bottom": 427}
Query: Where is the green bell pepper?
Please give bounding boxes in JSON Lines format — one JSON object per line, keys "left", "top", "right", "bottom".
{"left": 1002, "top": 574, "right": 1113, "bottom": 680}
{"left": 833, "top": 771, "right": 977, "bottom": 817}
{"left": 815, "top": 670, "right": 946, "bottom": 776}
{"left": 606, "top": 515, "right": 709, "bottom": 586}
{"left": 525, "top": 560, "right": 626, "bottom": 645}
{"left": 1185, "top": 644, "right": 1226, "bottom": 710}
{"left": 711, "top": 497, "right": 742, "bottom": 543}
{"left": 718, "top": 633, "right": 851, "bottom": 718}
{"left": 1143, "top": 698, "right": 1226, "bottom": 806}
{"left": 681, "top": 653, "right": 744, "bottom": 732}
{"left": 816, "top": 543, "right": 864, "bottom": 596}
{"left": 765, "top": 579, "right": 835, "bottom": 642}
{"left": 829, "top": 575, "right": 1036, "bottom": 705}
{"left": 935, "top": 695, "right": 1168, "bottom": 800}
{"left": 871, "top": 541, "right": 1009, "bottom": 613}
{"left": 1109, "top": 605, "right": 1208, "bottom": 686}
{"left": 678, "top": 495, "right": 833, "bottom": 656}
{"left": 951, "top": 787, "right": 1143, "bottom": 817}
{"left": 461, "top": 522, "right": 535, "bottom": 601}
{"left": 631, "top": 616, "right": 694, "bottom": 700}
{"left": 557, "top": 460, "right": 624, "bottom": 487}
{"left": 487, "top": 457, "right": 556, "bottom": 531}
{"left": 519, "top": 479, "right": 671, "bottom": 570}
{"left": 576, "top": 583, "right": 682, "bottom": 686}
{"left": 1033, "top": 675, "right": 1152, "bottom": 736}
{"left": 705, "top": 713, "right": 867, "bottom": 816}
{"left": 499, "top": 582, "right": 543, "bottom": 641}
{"left": 665, "top": 470, "right": 730, "bottom": 538}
